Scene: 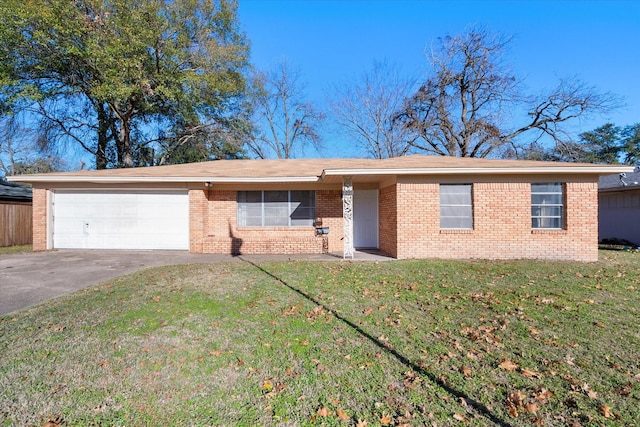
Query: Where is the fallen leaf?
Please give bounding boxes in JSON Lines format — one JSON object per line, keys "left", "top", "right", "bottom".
{"left": 614, "top": 383, "right": 632, "bottom": 397}
{"left": 317, "top": 407, "right": 329, "bottom": 417}
{"left": 507, "top": 402, "right": 518, "bottom": 418}
{"left": 499, "top": 359, "right": 519, "bottom": 371}
{"left": 261, "top": 380, "right": 273, "bottom": 392}
{"left": 336, "top": 409, "right": 349, "bottom": 420}
{"left": 593, "top": 321, "right": 606, "bottom": 328}
{"left": 565, "top": 354, "right": 575, "bottom": 366}
{"left": 599, "top": 404, "right": 613, "bottom": 418}
{"left": 356, "top": 419, "right": 368, "bottom": 427}
{"left": 453, "top": 413, "right": 467, "bottom": 421}
{"left": 363, "top": 308, "right": 374, "bottom": 315}
{"left": 534, "top": 387, "right": 554, "bottom": 403}
{"left": 379, "top": 413, "right": 392, "bottom": 425}
{"left": 521, "top": 368, "right": 542, "bottom": 378}
{"left": 507, "top": 390, "right": 526, "bottom": 406}
{"left": 525, "top": 402, "right": 538, "bottom": 414}
{"left": 42, "top": 417, "right": 63, "bottom": 427}
{"left": 460, "top": 365, "right": 472, "bottom": 377}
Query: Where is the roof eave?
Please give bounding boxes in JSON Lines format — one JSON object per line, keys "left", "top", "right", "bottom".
{"left": 7, "top": 175, "right": 321, "bottom": 184}
{"left": 321, "top": 166, "right": 636, "bottom": 177}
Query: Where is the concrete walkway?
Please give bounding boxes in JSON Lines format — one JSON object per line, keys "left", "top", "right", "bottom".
{"left": 0, "top": 249, "right": 391, "bottom": 316}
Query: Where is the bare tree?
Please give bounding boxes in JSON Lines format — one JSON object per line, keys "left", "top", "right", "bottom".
{"left": 0, "top": 114, "right": 63, "bottom": 177}
{"left": 247, "top": 61, "right": 325, "bottom": 159}
{"left": 395, "top": 29, "right": 620, "bottom": 158}
{"left": 329, "top": 61, "right": 417, "bottom": 158}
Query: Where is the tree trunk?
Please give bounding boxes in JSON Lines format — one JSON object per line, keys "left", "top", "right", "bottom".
{"left": 121, "top": 121, "right": 134, "bottom": 168}
{"left": 96, "top": 103, "right": 109, "bottom": 170}
{"left": 111, "top": 104, "right": 134, "bottom": 168}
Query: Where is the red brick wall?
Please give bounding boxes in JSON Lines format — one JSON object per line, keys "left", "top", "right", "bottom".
{"left": 32, "top": 188, "right": 47, "bottom": 251}
{"left": 378, "top": 184, "right": 397, "bottom": 257}
{"left": 392, "top": 180, "right": 599, "bottom": 262}
{"left": 188, "top": 188, "right": 208, "bottom": 253}
{"left": 316, "top": 189, "right": 344, "bottom": 253}
{"left": 190, "top": 188, "right": 343, "bottom": 255}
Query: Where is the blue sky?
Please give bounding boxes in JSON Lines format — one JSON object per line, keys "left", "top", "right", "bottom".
{"left": 238, "top": 0, "right": 640, "bottom": 157}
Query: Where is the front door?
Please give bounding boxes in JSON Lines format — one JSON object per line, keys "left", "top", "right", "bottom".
{"left": 353, "top": 189, "right": 378, "bottom": 249}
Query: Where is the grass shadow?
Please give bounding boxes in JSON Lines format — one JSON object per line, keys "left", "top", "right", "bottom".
{"left": 240, "top": 257, "right": 513, "bottom": 427}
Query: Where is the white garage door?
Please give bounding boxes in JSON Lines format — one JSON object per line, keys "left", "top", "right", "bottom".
{"left": 53, "top": 190, "right": 189, "bottom": 250}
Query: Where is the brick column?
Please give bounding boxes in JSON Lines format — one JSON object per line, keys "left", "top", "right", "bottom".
{"left": 32, "top": 188, "right": 48, "bottom": 251}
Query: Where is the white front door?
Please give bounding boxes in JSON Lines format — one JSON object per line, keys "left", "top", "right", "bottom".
{"left": 53, "top": 190, "right": 189, "bottom": 250}
{"left": 353, "top": 189, "right": 378, "bottom": 249}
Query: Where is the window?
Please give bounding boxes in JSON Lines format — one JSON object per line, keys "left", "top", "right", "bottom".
{"left": 531, "top": 183, "right": 564, "bottom": 229}
{"left": 440, "top": 184, "right": 473, "bottom": 229}
{"left": 238, "top": 190, "right": 315, "bottom": 227}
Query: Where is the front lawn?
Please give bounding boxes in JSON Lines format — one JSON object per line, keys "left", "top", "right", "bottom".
{"left": 1, "top": 252, "right": 638, "bottom": 426}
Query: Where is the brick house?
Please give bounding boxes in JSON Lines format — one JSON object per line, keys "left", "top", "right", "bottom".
{"left": 8, "top": 155, "right": 632, "bottom": 261}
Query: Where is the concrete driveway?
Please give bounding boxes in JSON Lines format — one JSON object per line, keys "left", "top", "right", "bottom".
{"left": 0, "top": 250, "right": 238, "bottom": 316}
{"left": 0, "top": 249, "right": 391, "bottom": 316}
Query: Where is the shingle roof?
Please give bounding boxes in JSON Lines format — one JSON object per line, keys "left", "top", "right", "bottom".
{"left": 599, "top": 170, "right": 640, "bottom": 191}
{"left": 7, "top": 155, "right": 634, "bottom": 184}
{"left": 0, "top": 181, "right": 32, "bottom": 202}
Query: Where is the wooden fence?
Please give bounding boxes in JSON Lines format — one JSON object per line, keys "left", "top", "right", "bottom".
{"left": 0, "top": 201, "right": 33, "bottom": 247}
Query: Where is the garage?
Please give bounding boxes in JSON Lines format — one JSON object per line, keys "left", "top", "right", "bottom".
{"left": 52, "top": 190, "right": 189, "bottom": 250}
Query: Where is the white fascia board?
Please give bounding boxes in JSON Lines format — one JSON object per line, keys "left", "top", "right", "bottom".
{"left": 321, "top": 166, "right": 636, "bottom": 177}
{"left": 7, "top": 175, "right": 320, "bottom": 184}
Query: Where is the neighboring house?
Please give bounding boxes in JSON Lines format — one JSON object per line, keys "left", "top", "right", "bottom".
{"left": 0, "top": 180, "right": 33, "bottom": 247}
{"left": 8, "top": 156, "right": 632, "bottom": 261}
{"left": 598, "top": 170, "right": 640, "bottom": 246}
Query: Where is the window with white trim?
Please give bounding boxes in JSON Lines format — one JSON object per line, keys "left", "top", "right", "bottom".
{"left": 440, "top": 184, "right": 473, "bottom": 229}
{"left": 237, "top": 190, "right": 315, "bottom": 227}
{"left": 531, "top": 183, "right": 564, "bottom": 229}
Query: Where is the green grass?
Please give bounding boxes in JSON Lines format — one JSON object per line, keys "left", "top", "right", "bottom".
{"left": 0, "top": 245, "right": 32, "bottom": 256}
{"left": 1, "top": 251, "right": 639, "bottom": 426}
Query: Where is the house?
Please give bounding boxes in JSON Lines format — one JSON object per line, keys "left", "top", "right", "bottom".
{"left": 598, "top": 170, "right": 640, "bottom": 246}
{"left": 8, "top": 155, "right": 633, "bottom": 261}
{"left": 0, "top": 180, "right": 33, "bottom": 247}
